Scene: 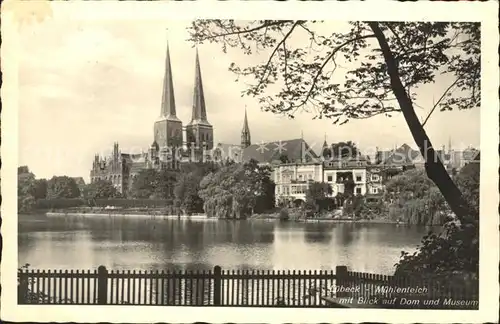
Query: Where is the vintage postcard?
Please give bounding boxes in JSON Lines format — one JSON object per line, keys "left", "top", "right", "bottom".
{"left": 1, "top": 0, "right": 499, "bottom": 323}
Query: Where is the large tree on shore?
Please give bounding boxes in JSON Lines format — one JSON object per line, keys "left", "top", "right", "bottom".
{"left": 46, "top": 176, "right": 80, "bottom": 199}
{"left": 188, "top": 21, "right": 479, "bottom": 225}
{"left": 198, "top": 159, "right": 274, "bottom": 219}
{"left": 82, "top": 179, "right": 120, "bottom": 201}
{"left": 18, "top": 166, "right": 36, "bottom": 213}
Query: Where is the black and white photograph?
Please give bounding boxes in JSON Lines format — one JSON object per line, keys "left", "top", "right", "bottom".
{"left": 1, "top": 1, "right": 498, "bottom": 323}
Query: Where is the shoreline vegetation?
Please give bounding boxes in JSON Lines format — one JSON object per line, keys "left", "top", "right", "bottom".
{"left": 20, "top": 207, "right": 402, "bottom": 224}
{"left": 18, "top": 161, "right": 467, "bottom": 226}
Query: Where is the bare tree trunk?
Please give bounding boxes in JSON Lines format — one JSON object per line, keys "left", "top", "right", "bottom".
{"left": 368, "top": 22, "right": 476, "bottom": 225}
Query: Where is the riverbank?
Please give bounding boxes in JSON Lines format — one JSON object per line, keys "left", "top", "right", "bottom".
{"left": 19, "top": 210, "right": 399, "bottom": 224}
{"left": 250, "top": 214, "right": 399, "bottom": 224}
{"left": 44, "top": 211, "right": 214, "bottom": 220}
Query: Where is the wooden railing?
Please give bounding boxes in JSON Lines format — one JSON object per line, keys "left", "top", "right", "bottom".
{"left": 18, "top": 266, "right": 338, "bottom": 307}
{"left": 18, "top": 265, "right": 479, "bottom": 309}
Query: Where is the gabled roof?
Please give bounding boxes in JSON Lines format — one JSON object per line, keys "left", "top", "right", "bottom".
{"left": 241, "top": 138, "right": 318, "bottom": 164}
{"left": 380, "top": 143, "right": 422, "bottom": 166}
{"left": 462, "top": 148, "right": 479, "bottom": 161}
{"left": 458, "top": 151, "right": 480, "bottom": 175}
{"left": 213, "top": 143, "right": 243, "bottom": 162}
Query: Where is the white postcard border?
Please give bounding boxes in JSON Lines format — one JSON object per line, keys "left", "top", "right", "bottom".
{"left": 1, "top": 1, "right": 499, "bottom": 323}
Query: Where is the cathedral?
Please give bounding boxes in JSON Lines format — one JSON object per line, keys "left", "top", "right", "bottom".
{"left": 90, "top": 43, "right": 219, "bottom": 194}
{"left": 90, "top": 39, "right": 314, "bottom": 195}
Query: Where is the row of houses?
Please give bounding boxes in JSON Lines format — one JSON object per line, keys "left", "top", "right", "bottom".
{"left": 214, "top": 139, "right": 479, "bottom": 207}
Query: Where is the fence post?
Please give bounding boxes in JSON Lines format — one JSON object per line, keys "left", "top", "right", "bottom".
{"left": 335, "top": 266, "right": 348, "bottom": 298}
{"left": 97, "top": 265, "right": 108, "bottom": 305}
{"left": 213, "top": 265, "right": 222, "bottom": 306}
{"left": 18, "top": 271, "right": 29, "bottom": 304}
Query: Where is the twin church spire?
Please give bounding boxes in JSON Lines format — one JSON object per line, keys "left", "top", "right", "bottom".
{"left": 160, "top": 42, "right": 209, "bottom": 125}
{"left": 157, "top": 38, "right": 250, "bottom": 154}
{"left": 155, "top": 40, "right": 213, "bottom": 156}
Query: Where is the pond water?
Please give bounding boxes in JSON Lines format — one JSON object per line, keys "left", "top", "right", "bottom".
{"left": 18, "top": 215, "right": 436, "bottom": 275}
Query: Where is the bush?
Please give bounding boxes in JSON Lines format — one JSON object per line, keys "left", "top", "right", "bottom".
{"left": 34, "top": 198, "right": 85, "bottom": 210}
{"left": 33, "top": 198, "right": 174, "bottom": 210}
{"left": 279, "top": 208, "right": 289, "bottom": 221}
{"left": 93, "top": 199, "right": 174, "bottom": 208}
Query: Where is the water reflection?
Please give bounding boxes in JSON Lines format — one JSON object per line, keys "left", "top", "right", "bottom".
{"left": 18, "top": 215, "right": 433, "bottom": 275}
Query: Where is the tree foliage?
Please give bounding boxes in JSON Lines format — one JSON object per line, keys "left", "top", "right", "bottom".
{"left": 130, "top": 169, "right": 161, "bottom": 199}
{"left": 129, "top": 169, "right": 178, "bottom": 199}
{"left": 83, "top": 179, "right": 121, "bottom": 201}
{"left": 189, "top": 21, "right": 478, "bottom": 119}
{"left": 343, "top": 195, "right": 365, "bottom": 218}
{"left": 156, "top": 170, "right": 179, "bottom": 200}
{"left": 188, "top": 20, "right": 479, "bottom": 225}
{"left": 18, "top": 166, "right": 36, "bottom": 213}
{"left": 453, "top": 153, "right": 480, "bottom": 214}
{"left": 46, "top": 176, "right": 80, "bottom": 199}
{"left": 188, "top": 20, "right": 480, "bottom": 276}
{"left": 386, "top": 168, "right": 447, "bottom": 225}
{"left": 394, "top": 159, "right": 479, "bottom": 277}
{"left": 254, "top": 165, "right": 276, "bottom": 213}
{"left": 174, "top": 162, "right": 219, "bottom": 214}
{"left": 198, "top": 159, "right": 275, "bottom": 219}
{"left": 395, "top": 221, "right": 479, "bottom": 279}
{"left": 32, "top": 179, "right": 48, "bottom": 199}
{"left": 174, "top": 172, "right": 205, "bottom": 215}
{"left": 304, "top": 181, "right": 332, "bottom": 212}
{"left": 330, "top": 141, "right": 359, "bottom": 158}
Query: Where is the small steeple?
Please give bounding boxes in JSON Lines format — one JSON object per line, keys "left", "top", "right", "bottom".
{"left": 190, "top": 47, "right": 210, "bottom": 125}
{"left": 322, "top": 133, "right": 328, "bottom": 148}
{"left": 160, "top": 40, "right": 178, "bottom": 120}
{"left": 321, "top": 133, "right": 331, "bottom": 160}
{"left": 448, "top": 136, "right": 452, "bottom": 152}
{"left": 241, "top": 106, "right": 251, "bottom": 148}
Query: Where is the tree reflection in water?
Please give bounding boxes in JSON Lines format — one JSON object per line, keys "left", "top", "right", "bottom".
{"left": 19, "top": 214, "right": 432, "bottom": 275}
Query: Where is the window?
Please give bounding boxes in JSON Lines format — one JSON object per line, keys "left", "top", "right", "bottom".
{"left": 355, "top": 187, "right": 362, "bottom": 194}
{"left": 327, "top": 175, "right": 333, "bottom": 182}
{"left": 371, "top": 174, "right": 380, "bottom": 182}
{"left": 372, "top": 188, "right": 379, "bottom": 194}
{"left": 356, "top": 175, "right": 362, "bottom": 182}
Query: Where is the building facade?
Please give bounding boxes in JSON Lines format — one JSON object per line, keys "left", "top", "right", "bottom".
{"left": 273, "top": 162, "right": 324, "bottom": 206}
{"left": 323, "top": 156, "right": 369, "bottom": 197}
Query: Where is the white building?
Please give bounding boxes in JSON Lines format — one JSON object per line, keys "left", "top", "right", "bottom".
{"left": 272, "top": 162, "right": 324, "bottom": 206}
{"left": 323, "top": 157, "right": 369, "bottom": 196}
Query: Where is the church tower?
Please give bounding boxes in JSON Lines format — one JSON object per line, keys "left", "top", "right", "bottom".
{"left": 241, "top": 107, "right": 251, "bottom": 148}
{"left": 153, "top": 41, "right": 183, "bottom": 167}
{"left": 321, "top": 134, "right": 331, "bottom": 160}
{"left": 185, "top": 48, "right": 213, "bottom": 161}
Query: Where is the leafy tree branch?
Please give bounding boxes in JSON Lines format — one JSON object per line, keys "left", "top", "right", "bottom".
{"left": 188, "top": 20, "right": 480, "bottom": 226}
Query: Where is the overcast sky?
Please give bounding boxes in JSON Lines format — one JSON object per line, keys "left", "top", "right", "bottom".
{"left": 17, "top": 14, "right": 480, "bottom": 181}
